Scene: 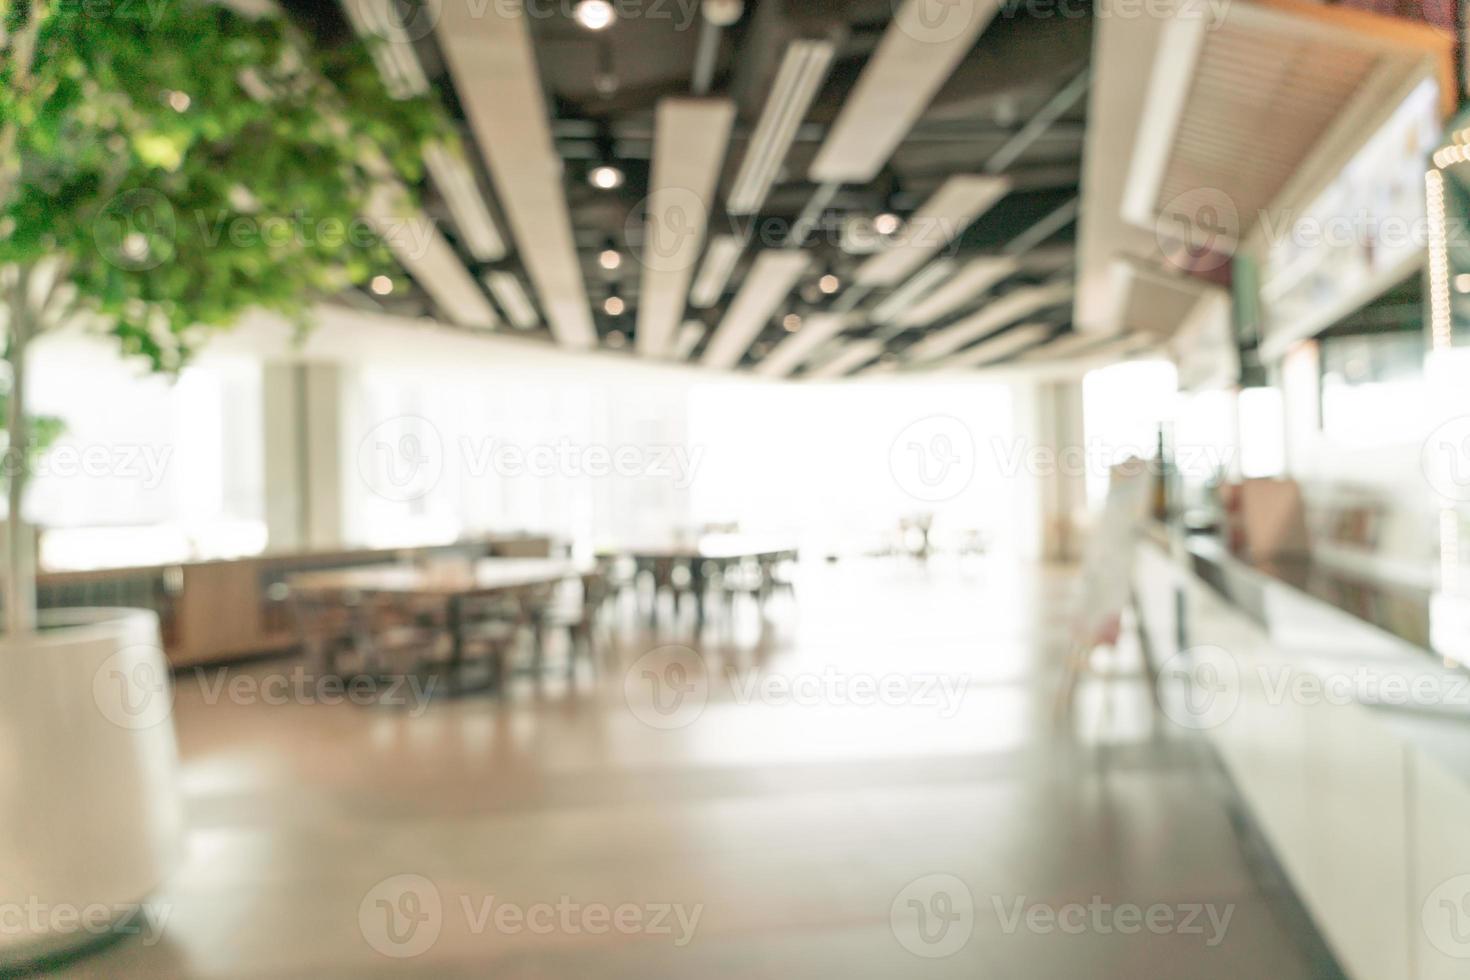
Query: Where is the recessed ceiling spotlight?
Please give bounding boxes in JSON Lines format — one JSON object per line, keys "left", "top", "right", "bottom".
{"left": 604, "top": 296, "right": 626, "bottom": 316}
{"left": 703, "top": 0, "right": 744, "bottom": 27}
{"left": 369, "top": 275, "right": 393, "bottom": 296}
{"left": 1456, "top": 273, "right": 1470, "bottom": 294}
{"left": 599, "top": 248, "right": 623, "bottom": 271}
{"left": 606, "top": 329, "right": 627, "bottom": 347}
{"left": 818, "top": 274, "right": 840, "bottom": 295}
{"left": 782, "top": 313, "right": 802, "bottom": 333}
{"left": 574, "top": 0, "right": 616, "bottom": 31}
{"left": 589, "top": 164, "right": 625, "bottom": 190}
{"left": 874, "top": 213, "right": 901, "bottom": 236}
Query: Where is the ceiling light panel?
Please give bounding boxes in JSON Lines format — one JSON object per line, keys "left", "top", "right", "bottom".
{"left": 907, "top": 281, "right": 1074, "bottom": 363}
{"left": 804, "top": 339, "right": 886, "bottom": 380}
{"left": 340, "top": 0, "right": 430, "bottom": 98}
{"left": 673, "top": 320, "right": 707, "bottom": 360}
{"left": 636, "top": 98, "right": 737, "bottom": 357}
{"left": 808, "top": 0, "right": 1002, "bottom": 184}
{"left": 435, "top": 1, "right": 597, "bottom": 348}
{"left": 423, "top": 142, "right": 507, "bottom": 263}
{"left": 485, "top": 272, "right": 539, "bottom": 329}
{"left": 896, "top": 256, "right": 1020, "bottom": 328}
{"left": 855, "top": 175, "right": 1011, "bottom": 288}
{"left": 363, "top": 185, "right": 498, "bottom": 329}
{"left": 701, "top": 251, "right": 812, "bottom": 369}
{"left": 870, "top": 260, "right": 957, "bottom": 325}
{"left": 754, "top": 313, "right": 851, "bottom": 377}
{"left": 947, "top": 322, "right": 1052, "bottom": 368}
{"left": 689, "top": 235, "right": 746, "bottom": 309}
{"left": 1017, "top": 330, "right": 1109, "bottom": 362}
{"left": 726, "top": 39, "right": 835, "bottom": 215}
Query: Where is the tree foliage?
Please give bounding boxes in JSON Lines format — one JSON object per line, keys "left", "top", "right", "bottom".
{"left": 0, "top": 0, "right": 450, "bottom": 371}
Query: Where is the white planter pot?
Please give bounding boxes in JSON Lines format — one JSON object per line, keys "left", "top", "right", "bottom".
{"left": 0, "top": 608, "right": 183, "bottom": 967}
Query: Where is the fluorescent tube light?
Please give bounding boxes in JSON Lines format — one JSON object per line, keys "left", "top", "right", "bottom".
{"left": 870, "top": 260, "right": 956, "bottom": 324}
{"left": 946, "top": 322, "right": 1051, "bottom": 368}
{"left": 635, "top": 97, "right": 736, "bottom": 357}
{"left": 726, "top": 39, "right": 835, "bottom": 215}
{"left": 808, "top": 0, "right": 1001, "bottom": 184}
{"left": 340, "top": 0, "right": 431, "bottom": 98}
{"left": 906, "top": 281, "right": 1073, "bottom": 363}
{"left": 855, "top": 175, "right": 1011, "bottom": 288}
{"left": 435, "top": 1, "right": 597, "bottom": 348}
{"left": 689, "top": 235, "right": 745, "bottom": 308}
{"left": 896, "top": 256, "right": 1019, "bottom": 327}
{"left": 485, "top": 271, "right": 539, "bottom": 329}
{"left": 754, "top": 313, "right": 851, "bottom": 377}
{"left": 701, "top": 251, "right": 811, "bottom": 369}
{"left": 804, "top": 339, "right": 885, "bottom": 380}
{"left": 673, "top": 320, "right": 707, "bottom": 360}
{"left": 362, "top": 184, "right": 498, "bottom": 329}
{"left": 423, "top": 143, "right": 507, "bottom": 263}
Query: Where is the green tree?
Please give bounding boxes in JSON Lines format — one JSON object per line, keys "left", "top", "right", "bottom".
{"left": 0, "top": 0, "right": 449, "bottom": 634}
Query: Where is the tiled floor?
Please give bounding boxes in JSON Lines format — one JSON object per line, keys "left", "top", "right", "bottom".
{"left": 53, "top": 558, "right": 1343, "bottom": 977}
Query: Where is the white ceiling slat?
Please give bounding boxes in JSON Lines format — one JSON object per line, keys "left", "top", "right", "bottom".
{"left": 946, "top": 322, "right": 1052, "bottom": 368}
{"left": 726, "top": 40, "right": 835, "bottom": 216}
{"left": 362, "top": 185, "right": 498, "bottom": 329}
{"left": 753, "top": 313, "right": 851, "bottom": 378}
{"left": 434, "top": 0, "right": 597, "bottom": 349}
{"left": 1017, "top": 329, "right": 1111, "bottom": 362}
{"left": 804, "top": 339, "right": 886, "bottom": 380}
{"left": 672, "top": 320, "right": 707, "bottom": 360}
{"left": 809, "top": 0, "right": 1002, "bottom": 184}
{"left": 855, "top": 175, "right": 1011, "bottom": 288}
{"left": 635, "top": 98, "right": 737, "bottom": 358}
{"left": 689, "top": 235, "right": 746, "bottom": 309}
{"left": 906, "top": 281, "right": 1074, "bottom": 363}
{"left": 422, "top": 143, "right": 507, "bottom": 263}
{"left": 896, "top": 256, "right": 1019, "bottom": 328}
{"left": 700, "top": 251, "right": 812, "bottom": 369}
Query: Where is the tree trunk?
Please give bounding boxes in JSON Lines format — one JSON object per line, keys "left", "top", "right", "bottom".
{"left": 6, "top": 267, "right": 36, "bottom": 636}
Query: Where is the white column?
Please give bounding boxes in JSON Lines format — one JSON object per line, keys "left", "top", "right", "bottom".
{"left": 261, "top": 363, "right": 345, "bottom": 553}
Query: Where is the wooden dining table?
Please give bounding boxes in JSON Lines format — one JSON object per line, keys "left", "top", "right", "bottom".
{"left": 286, "top": 558, "right": 588, "bottom": 695}
{"left": 596, "top": 535, "right": 797, "bottom": 626}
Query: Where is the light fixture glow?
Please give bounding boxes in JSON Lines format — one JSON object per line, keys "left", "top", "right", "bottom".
{"left": 574, "top": 0, "right": 616, "bottom": 31}
{"left": 689, "top": 235, "right": 745, "bottom": 308}
{"left": 808, "top": 0, "right": 1001, "bottom": 184}
{"left": 703, "top": 0, "right": 744, "bottom": 27}
{"left": 369, "top": 275, "right": 394, "bottom": 296}
{"left": 635, "top": 97, "right": 736, "bottom": 357}
{"left": 423, "top": 142, "right": 507, "bottom": 262}
{"left": 782, "top": 313, "right": 802, "bottom": 332}
{"left": 590, "top": 165, "right": 626, "bottom": 190}
{"left": 818, "top": 274, "right": 840, "bottom": 295}
{"left": 485, "top": 271, "right": 540, "bottom": 329}
{"left": 604, "top": 296, "right": 626, "bottom": 316}
{"left": 599, "top": 248, "right": 623, "bottom": 271}
{"left": 725, "top": 39, "right": 835, "bottom": 216}
{"left": 874, "top": 213, "right": 901, "bottom": 236}
{"left": 857, "top": 175, "right": 1011, "bottom": 288}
